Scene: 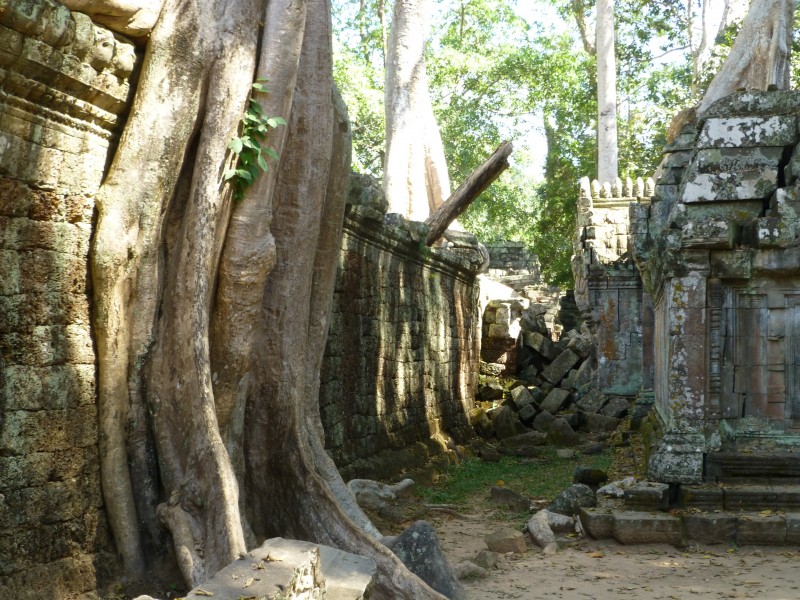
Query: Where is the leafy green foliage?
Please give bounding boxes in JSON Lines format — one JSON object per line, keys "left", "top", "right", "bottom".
{"left": 332, "top": 0, "right": 755, "bottom": 286}
{"left": 417, "top": 448, "right": 613, "bottom": 506}
{"left": 224, "top": 79, "right": 286, "bottom": 201}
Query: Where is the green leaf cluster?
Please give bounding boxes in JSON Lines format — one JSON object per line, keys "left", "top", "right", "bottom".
{"left": 224, "top": 79, "right": 286, "bottom": 201}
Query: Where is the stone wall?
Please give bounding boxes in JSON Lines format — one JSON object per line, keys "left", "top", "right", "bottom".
{"left": 483, "top": 240, "right": 541, "bottom": 288}
{"left": 631, "top": 91, "right": 800, "bottom": 483}
{"left": 0, "top": 1, "right": 138, "bottom": 597}
{"left": 572, "top": 177, "right": 655, "bottom": 397}
{"left": 320, "top": 176, "right": 483, "bottom": 481}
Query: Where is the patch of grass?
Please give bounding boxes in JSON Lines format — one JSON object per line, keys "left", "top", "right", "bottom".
{"left": 418, "top": 447, "right": 613, "bottom": 506}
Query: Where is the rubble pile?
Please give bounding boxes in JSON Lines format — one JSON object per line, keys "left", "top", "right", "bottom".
{"left": 473, "top": 303, "right": 633, "bottom": 453}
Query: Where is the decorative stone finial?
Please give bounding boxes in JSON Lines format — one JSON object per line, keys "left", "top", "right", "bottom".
{"left": 591, "top": 179, "right": 601, "bottom": 199}
{"left": 579, "top": 177, "right": 592, "bottom": 199}
{"left": 612, "top": 178, "right": 623, "bottom": 198}
{"left": 601, "top": 181, "right": 612, "bottom": 198}
{"left": 624, "top": 177, "right": 633, "bottom": 198}
{"left": 645, "top": 177, "right": 656, "bottom": 197}
{"left": 635, "top": 177, "right": 645, "bottom": 198}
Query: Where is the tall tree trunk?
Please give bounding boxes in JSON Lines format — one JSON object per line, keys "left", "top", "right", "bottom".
{"left": 698, "top": 0, "right": 795, "bottom": 114}
{"left": 92, "top": 0, "right": 452, "bottom": 596}
{"left": 91, "top": 0, "right": 261, "bottom": 579}
{"left": 384, "top": 0, "right": 452, "bottom": 221}
{"left": 596, "top": 0, "right": 618, "bottom": 183}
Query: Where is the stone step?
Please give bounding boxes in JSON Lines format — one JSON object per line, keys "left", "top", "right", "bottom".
{"left": 579, "top": 508, "right": 800, "bottom": 546}
{"left": 618, "top": 482, "right": 800, "bottom": 514}
{"left": 706, "top": 451, "right": 800, "bottom": 482}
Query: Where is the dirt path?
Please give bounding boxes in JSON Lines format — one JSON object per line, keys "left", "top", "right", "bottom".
{"left": 431, "top": 510, "right": 800, "bottom": 600}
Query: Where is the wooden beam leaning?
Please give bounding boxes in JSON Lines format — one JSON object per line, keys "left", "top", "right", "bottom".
{"left": 424, "top": 140, "right": 513, "bottom": 246}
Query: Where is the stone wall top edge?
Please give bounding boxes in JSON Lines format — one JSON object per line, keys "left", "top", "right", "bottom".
{"left": 342, "top": 212, "right": 483, "bottom": 281}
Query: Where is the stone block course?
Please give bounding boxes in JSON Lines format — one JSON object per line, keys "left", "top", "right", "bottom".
{"left": 320, "top": 192, "right": 483, "bottom": 481}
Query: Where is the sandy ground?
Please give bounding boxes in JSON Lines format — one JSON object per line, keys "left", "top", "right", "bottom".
{"left": 430, "top": 509, "right": 800, "bottom": 600}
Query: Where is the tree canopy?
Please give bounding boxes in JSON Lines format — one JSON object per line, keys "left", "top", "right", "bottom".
{"left": 333, "top": 0, "right": 800, "bottom": 286}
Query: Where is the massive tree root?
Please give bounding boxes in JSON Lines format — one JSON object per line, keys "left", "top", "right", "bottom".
{"left": 90, "top": 0, "right": 451, "bottom": 596}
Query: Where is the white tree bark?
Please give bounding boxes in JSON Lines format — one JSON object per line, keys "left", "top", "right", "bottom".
{"left": 384, "top": 0, "right": 451, "bottom": 221}
{"left": 698, "top": 0, "right": 795, "bottom": 114}
{"left": 596, "top": 0, "right": 618, "bottom": 183}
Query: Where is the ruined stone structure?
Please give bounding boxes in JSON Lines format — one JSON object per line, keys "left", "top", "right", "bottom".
{"left": 632, "top": 91, "right": 800, "bottom": 483}
{"left": 320, "top": 175, "right": 483, "bottom": 481}
{"left": 572, "top": 177, "right": 655, "bottom": 398}
{"left": 579, "top": 91, "right": 800, "bottom": 485}
{"left": 483, "top": 240, "right": 541, "bottom": 288}
{"left": 0, "top": 2, "right": 138, "bottom": 597}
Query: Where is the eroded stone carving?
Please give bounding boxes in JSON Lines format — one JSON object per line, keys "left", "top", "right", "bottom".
{"left": 60, "top": 0, "right": 162, "bottom": 37}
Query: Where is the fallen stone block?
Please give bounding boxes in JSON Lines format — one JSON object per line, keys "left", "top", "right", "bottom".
{"left": 523, "top": 331, "right": 557, "bottom": 361}
{"left": 500, "top": 430, "right": 547, "bottom": 458}
{"left": 479, "top": 361, "right": 505, "bottom": 377}
{"left": 347, "top": 477, "right": 415, "bottom": 511}
{"left": 579, "top": 442, "right": 606, "bottom": 456}
{"left": 544, "top": 417, "right": 580, "bottom": 448}
{"left": 469, "top": 407, "right": 493, "bottom": 438}
{"left": 485, "top": 528, "right": 527, "bottom": 554}
{"left": 387, "top": 520, "right": 466, "bottom": 600}
{"left": 518, "top": 365, "right": 539, "bottom": 382}
{"left": 597, "top": 477, "right": 636, "bottom": 499}
{"left": 736, "top": 514, "right": 787, "bottom": 545}
{"left": 575, "top": 389, "right": 606, "bottom": 414}
{"left": 567, "top": 332, "right": 591, "bottom": 358}
{"left": 682, "top": 512, "right": 736, "bottom": 544}
{"left": 548, "top": 483, "right": 596, "bottom": 516}
{"left": 532, "top": 410, "right": 556, "bottom": 432}
{"left": 517, "top": 402, "right": 538, "bottom": 425}
{"left": 573, "top": 466, "right": 608, "bottom": 487}
{"left": 570, "top": 360, "right": 593, "bottom": 391}
{"left": 600, "top": 396, "right": 630, "bottom": 418}
{"left": 580, "top": 412, "right": 619, "bottom": 433}
{"left": 540, "top": 388, "right": 570, "bottom": 414}
{"left": 526, "top": 511, "right": 556, "bottom": 550}
{"left": 509, "top": 385, "right": 535, "bottom": 410}
{"left": 578, "top": 507, "right": 614, "bottom": 539}
{"left": 492, "top": 404, "right": 528, "bottom": 440}
{"left": 184, "top": 537, "right": 377, "bottom": 600}
{"left": 489, "top": 485, "right": 531, "bottom": 513}
{"left": 543, "top": 508, "right": 575, "bottom": 533}
{"left": 542, "top": 349, "right": 581, "bottom": 384}
{"left": 612, "top": 512, "right": 684, "bottom": 545}
{"left": 623, "top": 482, "right": 670, "bottom": 511}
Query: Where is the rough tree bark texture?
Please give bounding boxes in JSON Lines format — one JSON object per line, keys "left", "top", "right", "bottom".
{"left": 91, "top": 0, "right": 260, "bottom": 582}
{"left": 384, "top": 0, "right": 452, "bottom": 221}
{"left": 90, "top": 0, "right": 449, "bottom": 596}
{"left": 698, "top": 0, "right": 795, "bottom": 114}
{"left": 595, "top": 0, "right": 618, "bottom": 183}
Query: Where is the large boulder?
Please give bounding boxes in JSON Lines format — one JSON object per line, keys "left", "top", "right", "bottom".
{"left": 547, "top": 483, "right": 597, "bottom": 516}
{"left": 386, "top": 521, "right": 466, "bottom": 600}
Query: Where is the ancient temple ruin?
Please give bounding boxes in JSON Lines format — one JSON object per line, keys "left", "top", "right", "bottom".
{"left": 576, "top": 91, "right": 800, "bottom": 484}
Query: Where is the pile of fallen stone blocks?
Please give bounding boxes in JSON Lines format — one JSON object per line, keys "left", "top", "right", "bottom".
{"left": 473, "top": 306, "right": 632, "bottom": 453}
